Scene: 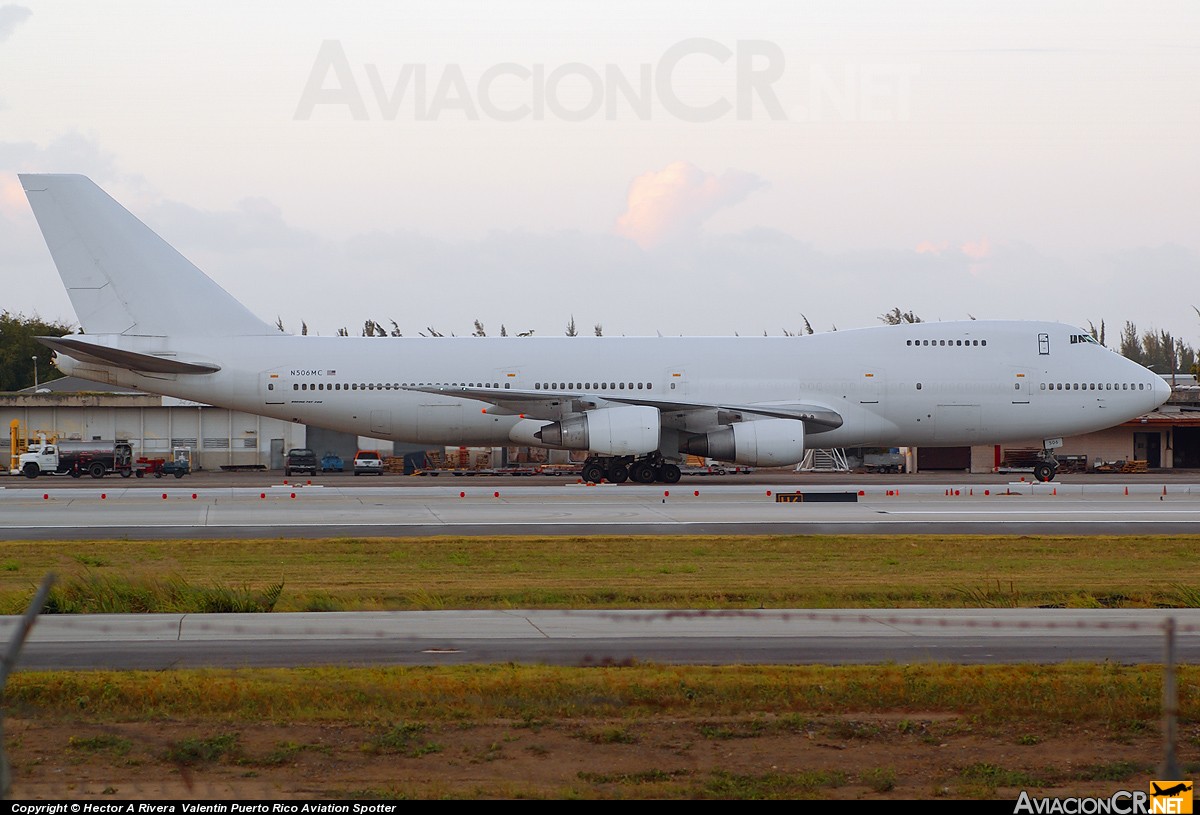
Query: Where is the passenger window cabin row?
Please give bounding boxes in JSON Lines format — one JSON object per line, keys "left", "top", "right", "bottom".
{"left": 906, "top": 339, "right": 987, "bottom": 347}
{"left": 292, "top": 381, "right": 655, "bottom": 392}
{"left": 1041, "top": 382, "right": 1149, "bottom": 391}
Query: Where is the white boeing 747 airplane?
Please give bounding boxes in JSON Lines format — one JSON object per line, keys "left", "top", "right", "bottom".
{"left": 19, "top": 174, "right": 1170, "bottom": 483}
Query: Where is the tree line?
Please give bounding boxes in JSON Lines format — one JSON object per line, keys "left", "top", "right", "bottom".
{"left": 0, "top": 311, "right": 72, "bottom": 391}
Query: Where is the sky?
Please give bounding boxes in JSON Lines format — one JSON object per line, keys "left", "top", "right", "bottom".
{"left": 0, "top": 1, "right": 1197, "bottom": 340}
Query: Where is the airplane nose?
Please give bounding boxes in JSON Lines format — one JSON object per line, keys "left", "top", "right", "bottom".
{"left": 1152, "top": 375, "right": 1171, "bottom": 407}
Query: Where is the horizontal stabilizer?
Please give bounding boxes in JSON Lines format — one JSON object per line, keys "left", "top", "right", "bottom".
{"left": 37, "top": 336, "right": 221, "bottom": 374}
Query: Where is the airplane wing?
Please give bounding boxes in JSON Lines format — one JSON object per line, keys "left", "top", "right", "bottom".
{"left": 402, "top": 385, "right": 843, "bottom": 430}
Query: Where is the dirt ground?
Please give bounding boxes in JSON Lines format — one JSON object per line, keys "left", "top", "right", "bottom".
{"left": 5, "top": 714, "right": 1181, "bottom": 800}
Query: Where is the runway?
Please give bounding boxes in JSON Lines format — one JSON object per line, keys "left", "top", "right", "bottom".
{"left": 7, "top": 609, "right": 1200, "bottom": 670}
{"left": 1, "top": 480, "right": 1198, "bottom": 538}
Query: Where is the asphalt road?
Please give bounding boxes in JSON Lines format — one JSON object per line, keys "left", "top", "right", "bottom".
{"left": 8, "top": 609, "right": 1199, "bottom": 670}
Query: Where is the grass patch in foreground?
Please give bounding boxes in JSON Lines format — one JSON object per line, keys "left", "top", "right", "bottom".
{"left": 6, "top": 663, "right": 1194, "bottom": 725}
{"left": 40, "top": 572, "right": 283, "bottom": 614}
{"left": 3, "top": 533, "right": 1200, "bottom": 612}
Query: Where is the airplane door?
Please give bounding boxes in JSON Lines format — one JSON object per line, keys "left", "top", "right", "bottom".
{"left": 261, "top": 372, "right": 286, "bottom": 405}
{"left": 370, "top": 410, "right": 392, "bottom": 436}
{"left": 852, "top": 369, "right": 885, "bottom": 441}
{"left": 497, "top": 368, "right": 521, "bottom": 390}
{"left": 859, "top": 370, "right": 883, "bottom": 404}
{"left": 1010, "top": 369, "right": 1031, "bottom": 404}
{"left": 664, "top": 367, "right": 687, "bottom": 395}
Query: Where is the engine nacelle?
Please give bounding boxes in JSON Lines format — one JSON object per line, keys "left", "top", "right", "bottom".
{"left": 684, "top": 418, "right": 806, "bottom": 467}
{"left": 535, "top": 405, "right": 660, "bottom": 456}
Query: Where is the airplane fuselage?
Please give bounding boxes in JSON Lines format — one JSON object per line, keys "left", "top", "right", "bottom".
{"left": 56, "top": 319, "right": 1168, "bottom": 454}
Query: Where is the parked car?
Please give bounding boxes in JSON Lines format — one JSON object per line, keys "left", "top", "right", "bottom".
{"left": 353, "top": 449, "right": 384, "bottom": 476}
{"left": 284, "top": 448, "right": 318, "bottom": 476}
{"left": 321, "top": 453, "right": 345, "bottom": 472}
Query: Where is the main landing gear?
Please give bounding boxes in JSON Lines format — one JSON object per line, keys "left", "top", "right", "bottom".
{"left": 582, "top": 455, "right": 682, "bottom": 484}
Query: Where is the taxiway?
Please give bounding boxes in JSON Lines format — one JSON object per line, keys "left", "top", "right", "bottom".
{"left": 1, "top": 479, "right": 1197, "bottom": 538}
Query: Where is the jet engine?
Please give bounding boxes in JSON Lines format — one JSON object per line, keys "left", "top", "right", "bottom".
{"left": 684, "top": 418, "right": 806, "bottom": 467}
{"left": 535, "top": 405, "right": 660, "bottom": 456}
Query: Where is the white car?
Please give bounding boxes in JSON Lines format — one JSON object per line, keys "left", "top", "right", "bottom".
{"left": 353, "top": 450, "right": 384, "bottom": 476}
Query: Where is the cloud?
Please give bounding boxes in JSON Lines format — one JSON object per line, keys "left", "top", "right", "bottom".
{"left": 614, "top": 161, "right": 766, "bottom": 249}
{"left": 0, "top": 5, "right": 31, "bottom": 109}
{"left": 147, "top": 197, "right": 321, "bottom": 253}
{"left": 961, "top": 237, "right": 991, "bottom": 260}
{"left": 0, "top": 131, "right": 121, "bottom": 181}
{"left": 0, "top": 4, "right": 31, "bottom": 44}
{"left": 914, "top": 240, "right": 949, "bottom": 256}
{"left": 960, "top": 237, "right": 992, "bottom": 277}
{"left": 0, "top": 133, "right": 122, "bottom": 220}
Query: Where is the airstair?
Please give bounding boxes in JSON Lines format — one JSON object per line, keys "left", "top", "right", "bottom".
{"left": 797, "top": 448, "right": 849, "bottom": 472}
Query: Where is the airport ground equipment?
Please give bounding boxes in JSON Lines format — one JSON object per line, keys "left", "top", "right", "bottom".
{"left": 17, "top": 436, "right": 134, "bottom": 479}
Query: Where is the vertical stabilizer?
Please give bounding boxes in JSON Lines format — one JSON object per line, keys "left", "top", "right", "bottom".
{"left": 19, "top": 174, "right": 275, "bottom": 337}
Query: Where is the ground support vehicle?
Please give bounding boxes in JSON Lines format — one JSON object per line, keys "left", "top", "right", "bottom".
{"left": 18, "top": 437, "right": 134, "bottom": 479}
{"left": 353, "top": 450, "right": 384, "bottom": 475}
{"left": 134, "top": 448, "right": 192, "bottom": 478}
{"left": 285, "top": 448, "right": 318, "bottom": 477}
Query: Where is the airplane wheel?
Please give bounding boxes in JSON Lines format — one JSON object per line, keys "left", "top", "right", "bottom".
{"left": 658, "top": 463, "right": 682, "bottom": 484}
{"left": 581, "top": 462, "right": 606, "bottom": 484}
{"left": 630, "top": 461, "right": 657, "bottom": 484}
{"left": 1033, "top": 463, "right": 1055, "bottom": 483}
{"left": 607, "top": 463, "right": 629, "bottom": 484}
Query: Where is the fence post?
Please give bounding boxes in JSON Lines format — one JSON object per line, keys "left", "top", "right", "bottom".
{"left": 1161, "top": 616, "right": 1181, "bottom": 780}
{"left": 0, "top": 573, "right": 56, "bottom": 800}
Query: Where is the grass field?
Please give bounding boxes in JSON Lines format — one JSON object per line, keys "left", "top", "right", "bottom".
{"left": 2, "top": 534, "right": 1200, "bottom": 612}
{"left": 5, "top": 534, "right": 1200, "bottom": 799}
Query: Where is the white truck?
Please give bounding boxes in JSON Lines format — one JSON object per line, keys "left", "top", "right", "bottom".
{"left": 17, "top": 437, "right": 135, "bottom": 479}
